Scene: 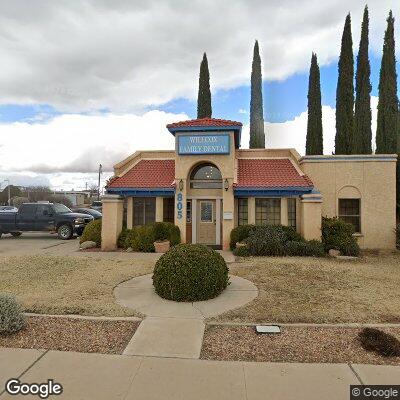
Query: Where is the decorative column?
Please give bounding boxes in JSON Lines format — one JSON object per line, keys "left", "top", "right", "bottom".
{"left": 126, "top": 197, "right": 133, "bottom": 229}
{"left": 222, "top": 177, "right": 234, "bottom": 250}
{"left": 280, "top": 198, "right": 288, "bottom": 226}
{"left": 101, "top": 194, "right": 124, "bottom": 251}
{"left": 248, "top": 197, "right": 256, "bottom": 225}
{"left": 155, "top": 197, "right": 164, "bottom": 222}
{"left": 300, "top": 193, "right": 322, "bottom": 241}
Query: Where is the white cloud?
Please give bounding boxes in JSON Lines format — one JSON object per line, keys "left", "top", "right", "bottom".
{"left": 0, "top": 1, "right": 397, "bottom": 111}
{"left": 0, "top": 110, "right": 186, "bottom": 190}
{"left": 241, "top": 96, "right": 379, "bottom": 155}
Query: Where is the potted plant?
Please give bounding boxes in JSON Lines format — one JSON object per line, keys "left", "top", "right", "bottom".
{"left": 153, "top": 222, "right": 170, "bottom": 253}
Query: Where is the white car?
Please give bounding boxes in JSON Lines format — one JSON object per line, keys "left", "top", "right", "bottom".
{"left": 0, "top": 206, "right": 18, "bottom": 212}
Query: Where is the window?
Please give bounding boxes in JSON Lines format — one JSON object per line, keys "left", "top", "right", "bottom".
{"left": 163, "top": 198, "right": 174, "bottom": 223}
{"left": 36, "top": 204, "right": 52, "bottom": 216}
{"left": 190, "top": 164, "right": 222, "bottom": 189}
{"left": 200, "top": 201, "right": 213, "bottom": 222}
{"left": 255, "top": 198, "right": 281, "bottom": 225}
{"left": 19, "top": 204, "right": 37, "bottom": 214}
{"left": 287, "top": 198, "right": 296, "bottom": 229}
{"left": 133, "top": 197, "right": 155, "bottom": 226}
{"left": 186, "top": 201, "right": 192, "bottom": 223}
{"left": 339, "top": 199, "right": 360, "bottom": 233}
{"left": 237, "top": 198, "right": 248, "bottom": 226}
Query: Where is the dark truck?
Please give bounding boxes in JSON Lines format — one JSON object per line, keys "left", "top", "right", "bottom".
{"left": 0, "top": 203, "right": 94, "bottom": 240}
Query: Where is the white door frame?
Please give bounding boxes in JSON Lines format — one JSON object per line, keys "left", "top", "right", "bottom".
{"left": 191, "top": 198, "right": 221, "bottom": 245}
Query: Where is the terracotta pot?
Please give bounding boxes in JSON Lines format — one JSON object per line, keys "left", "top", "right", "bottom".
{"left": 154, "top": 240, "right": 170, "bottom": 253}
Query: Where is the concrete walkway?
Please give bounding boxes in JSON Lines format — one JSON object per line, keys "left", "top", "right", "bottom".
{"left": 1, "top": 348, "right": 399, "bottom": 400}
{"left": 114, "top": 274, "right": 258, "bottom": 358}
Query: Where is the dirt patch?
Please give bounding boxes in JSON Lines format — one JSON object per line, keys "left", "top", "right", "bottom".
{"left": 0, "top": 316, "right": 140, "bottom": 354}
{"left": 201, "top": 325, "right": 400, "bottom": 365}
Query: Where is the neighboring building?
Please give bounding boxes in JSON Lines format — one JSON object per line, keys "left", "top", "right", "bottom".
{"left": 102, "top": 118, "right": 397, "bottom": 251}
{"left": 54, "top": 191, "right": 88, "bottom": 206}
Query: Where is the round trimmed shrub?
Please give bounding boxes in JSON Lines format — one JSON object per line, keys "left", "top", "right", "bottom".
{"left": 153, "top": 244, "right": 229, "bottom": 302}
{"left": 358, "top": 327, "right": 400, "bottom": 357}
{"left": 79, "top": 220, "right": 102, "bottom": 247}
{"left": 0, "top": 294, "right": 26, "bottom": 335}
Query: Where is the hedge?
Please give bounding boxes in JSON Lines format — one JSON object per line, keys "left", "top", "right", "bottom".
{"left": 321, "top": 217, "right": 360, "bottom": 256}
{"left": 118, "top": 222, "right": 181, "bottom": 252}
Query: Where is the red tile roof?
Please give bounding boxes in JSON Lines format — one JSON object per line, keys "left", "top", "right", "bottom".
{"left": 167, "top": 117, "right": 242, "bottom": 129}
{"left": 107, "top": 158, "right": 313, "bottom": 190}
{"left": 236, "top": 159, "right": 313, "bottom": 188}
{"left": 108, "top": 159, "right": 175, "bottom": 188}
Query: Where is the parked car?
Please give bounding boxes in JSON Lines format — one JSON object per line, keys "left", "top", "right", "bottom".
{"left": 90, "top": 201, "right": 102, "bottom": 212}
{"left": 73, "top": 208, "right": 102, "bottom": 220}
{"left": 0, "top": 206, "right": 18, "bottom": 212}
{"left": 0, "top": 202, "right": 94, "bottom": 240}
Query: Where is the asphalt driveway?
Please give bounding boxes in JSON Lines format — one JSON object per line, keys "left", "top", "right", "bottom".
{"left": 0, "top": 232, "right": 80, "bottom": 256}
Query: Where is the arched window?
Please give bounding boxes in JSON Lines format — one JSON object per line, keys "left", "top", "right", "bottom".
{"left": 190, "top": 163, "right": 222, "bottom": 189}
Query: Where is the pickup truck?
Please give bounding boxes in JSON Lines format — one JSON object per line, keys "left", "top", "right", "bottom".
{"left": 0, "top": 203, "right": 94, "bottom": 240}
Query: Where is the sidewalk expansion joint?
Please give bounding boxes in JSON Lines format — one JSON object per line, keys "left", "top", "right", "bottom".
{"left": 348, "top": 363, "right": 364, "bottom": 385}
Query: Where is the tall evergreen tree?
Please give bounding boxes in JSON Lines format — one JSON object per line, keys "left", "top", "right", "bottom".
{"left": 335, "top": 13, "right": 354, "bottom": 154}
{"left": 197, "top": 53, "right": 212, "bottom": 119}
{"left": 249, "top": 40, "right": 265, "bottom": 148}
{"left": 376, "top": 10, "right": 398, "bottom": 154}
{"left": 354, "top": 5, "right": 372, "bottom": 154}
{"left": 306, "top": 53, "right": 323, "bottom": 155}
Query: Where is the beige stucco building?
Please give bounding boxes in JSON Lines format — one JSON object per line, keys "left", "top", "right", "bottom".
{"left": 101, "top": 117, "right": 397, "bottom": 251}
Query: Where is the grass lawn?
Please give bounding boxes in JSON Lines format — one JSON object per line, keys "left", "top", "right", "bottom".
{"left": 0, "top": 255, "right": 154, "bottom": 317}
{"left": 211, "top": 253, "right": 400, "bottom": 324}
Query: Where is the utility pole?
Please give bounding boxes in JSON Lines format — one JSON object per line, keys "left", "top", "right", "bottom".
{"left": 97, "top": 164, "right": 102, "bottom": 201}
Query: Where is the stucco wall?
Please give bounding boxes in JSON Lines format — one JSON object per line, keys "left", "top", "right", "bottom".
{"left": 300, "top": 155, "right": 397, "bottom": 249}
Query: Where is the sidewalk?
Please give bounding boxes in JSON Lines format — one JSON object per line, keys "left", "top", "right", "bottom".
{"left": 1, "top": 348, "right": 399, "bottom": 400}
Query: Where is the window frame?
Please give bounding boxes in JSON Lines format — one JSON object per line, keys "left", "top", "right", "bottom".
{"left": 255, "top": 198, "right": 281, "bottom": 226}
{"left": 237, "top": 198, "right": 248, "bottom": 226}
{"left": 287, "top": 198, "right": 297, "bottom": 229}
{"left": 338, "top": 198, "right": 361, "bottom": 234}
{"left": 189, "top": 163, "right": 222, "bottom": 189}
{"left": 133, "top": 197, "right": 156, "bottom": 226}
{"left": 162, "top": 198, "right": 174, "bottom": 223}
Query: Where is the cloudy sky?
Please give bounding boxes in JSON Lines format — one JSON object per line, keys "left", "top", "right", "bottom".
{"left": 0, "top": 0, "right": 399, "bottom": 191}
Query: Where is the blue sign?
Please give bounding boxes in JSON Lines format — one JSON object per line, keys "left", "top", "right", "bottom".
{"left": 178, "top": 134, "right": 230, "bottom": 155}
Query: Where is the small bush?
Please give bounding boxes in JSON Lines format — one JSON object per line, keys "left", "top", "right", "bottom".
{"left": 285, "top": 240, "right": 325, "bottom": 257}
{"left": 0, "top": 294, "right": 26, "bottom": 335}
{"left": 396, "top": 223, "right": 400, "bottom": 250}
{"left": 153, "top": 222, "right": 169, "bottom": 242}
{"left": 233, "top": 245, "right": 251, "bottom": 257}
{"left": 131, "top": 225, "right": 156, "bottom": 252}
{"left": 118, "top": 223, "right": 180, "bottom": 251}
{"left": 118, "top": 228, "right": 128, "bottom": 248}
{"left": 358, "top": 327, "right": 400, "bottom": 357}
{"left": 79, "top": 220, "right": 102, "bottom": 247}
{"left": 245, "top": 225, "right": 286, "bottom": 256}
{"left": 153, "top": 244, "right": 229, "bottom": 302}
{"left": 281, "top": 226, "right": 304, "bottom": 243}
{"left": 230, "top": 224, "right": 256, "bottom": 250}
{"left": 322, "top": 217, "right": 360, "bottom": 256}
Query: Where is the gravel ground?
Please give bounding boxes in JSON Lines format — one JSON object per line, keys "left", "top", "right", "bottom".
{"left": 0, "top": 316, "right": 140, "bottom": 354}
{"left": 201, "top": 325, "right": 400, "bottom": 365}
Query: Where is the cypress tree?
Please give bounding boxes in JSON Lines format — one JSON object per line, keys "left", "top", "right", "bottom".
{"left": 197, "top": 53, "right": 212, "bottom": 119}
{"left": 354, "top": 5, "right": 372, "bottom": 154}
{"left": 249, "top": 40, "right": 265, "bottom": 148}
{"left": 306, "top": 53, "right": 323, "bottom": 155}
{"left": 376, "top": 10, "right": 398, "bottom": 154}
{"left": 335, "top": 13, "right": 354, "bottom": 154}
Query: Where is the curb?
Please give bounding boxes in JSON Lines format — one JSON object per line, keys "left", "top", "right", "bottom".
{"left": 24, "top": 312, "right": 142, "bottom": 322}
{"left": 206, "top": 321, "right": 400, "bottom": 328}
